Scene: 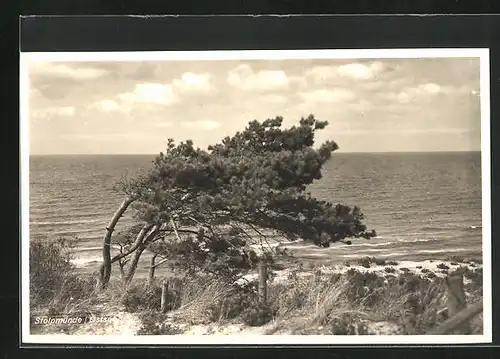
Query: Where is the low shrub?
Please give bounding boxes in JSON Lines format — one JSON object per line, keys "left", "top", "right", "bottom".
{"left": 328, "top": 273, "right": 342, "bottom": 284}
{"left": 269, "top": 278, "right": 310, "bottom": 314}
{"left": 384, "top": 267, "right": 396, "bottom": 274}
{"left": 241, "top": 301, "right": 276, "bottom": 327}
{"left": 49, "top": 274, "right": 98, "bottom": 314}
{"left": 448, "top": 256, "right": 466, "bottom": 263}
{"left": 269, "top": 262, "right": 286, "bottom": 271}
{"left": 437, "top": 263, "right": 450, "bottom": 270}
{"left": 137, "top": 310, "right": 183, "bottom": 335}
{"left": 356, "top": 257, "right": 387, "bottom": 268}
{"left": 374, "top": 257, "right": 387, "bottom": 266}
{"left": 345, "top": 270, "right": 384, "bottom": 303}
{"left": 357, "top": 257, "right": 372, "bottom": 268}
{"left": 30, "top": 237, "right": 75, "bottom": 307}
{"left": 206, "top": 288, "right": 258, "bottom": 322}
{"left": 399, "top": 273, "right": 425, "bottom": 292}
{"left": 330, "top": 312, "right": 369, "bottom": 335}
{"left": 386, "top": 260, "right": 399, "bottom": 266}
{"left": 385, "top": 274, "right": 398, "bottom": 285}
{"left": 122, "top": 282, "right": 180, "bottom": 313}
{"left": 464, "top": 268, "right": 483, "bottom": 290}
{"left": 451, "top": 266, "right": 470, "bottom": 275}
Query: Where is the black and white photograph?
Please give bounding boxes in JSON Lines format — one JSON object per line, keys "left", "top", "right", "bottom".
{"left": 20, "top": 49, "right": 491, "bottom": 345}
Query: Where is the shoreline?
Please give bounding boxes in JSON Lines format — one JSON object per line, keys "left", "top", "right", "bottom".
{"left": 70, "top": 244, "right": 483, "bottom": 278}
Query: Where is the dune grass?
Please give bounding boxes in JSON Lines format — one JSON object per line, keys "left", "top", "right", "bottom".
{"left": 29, "top": 238, "right": 484, "bottom": 336}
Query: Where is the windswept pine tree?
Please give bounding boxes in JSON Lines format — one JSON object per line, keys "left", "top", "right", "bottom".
{"left": 99, "top": 115, "right": 376, "bottom": 288}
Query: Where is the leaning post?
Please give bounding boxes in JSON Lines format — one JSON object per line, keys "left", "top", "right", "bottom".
{"left": 445, "top": 272, "right": 471, "bottom": 334}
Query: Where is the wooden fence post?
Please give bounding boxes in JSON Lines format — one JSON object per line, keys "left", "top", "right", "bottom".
{"left": 160, "top": 280, "right": 169, "bottom": 313}
{"left": 258, "top": 261, "right": 268, "bottom": 303}
{"left": 445, "top": 272, "right": 471, "bottom": 334}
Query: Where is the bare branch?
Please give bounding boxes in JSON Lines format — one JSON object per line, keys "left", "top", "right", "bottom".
{"left": 151, "top": 257, "right": 169, "bottom": 269}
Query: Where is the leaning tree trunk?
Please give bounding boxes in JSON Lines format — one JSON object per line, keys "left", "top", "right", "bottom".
{"left": 99, "top": 196, "right": 135, "bottom": 289}
{"left": 124, "top": 225, "right": 160, "bottom": 285}
{"left": 124, "top": 244, "right": 147, "bottom": 285}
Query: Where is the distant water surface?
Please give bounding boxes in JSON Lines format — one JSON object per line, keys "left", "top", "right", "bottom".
{"left": 28, "top": 152, "right": 483, "bottom": 271}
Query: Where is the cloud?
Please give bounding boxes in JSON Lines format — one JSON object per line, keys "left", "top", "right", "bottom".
{"left": 396, "top": 92, "right": 411, "bottom": 104}
{"left": 304, "top": 66, "right": 339, "bottom": 82}
{"left": 345, "top": 99, "right": 375, "bottom": 112}
{"left": 386, "top": 82, "right": 467, "bottom": 104}
{"left": 118, "top": 83, "right": 179, "bottom": 106}
{"left": 32, "top": 106, "right": 75, "bottom": 118}
{"left": 91, "top": 72, "right": 215, "bottom": 113}
{"left": 29, "top": 62, "right": 108, "bottom": 80}
{"left": 227, "top": 64, "right": 289, "bottom": 91}
{"left": 60, "top": 133, "right": 143, "bottom": 141}
{"left": 153, "top": 121, "right": 174, "bottom": 128}
{"left": 334, "top": 128, "right": 472, "bottom": 136}
{"left": 419, "top": 83, "right": 441, "bottom": 94}
{"left": 90, "top": 99, "right": 130, "bottom": 113}
{"left": 181, "top": 119, "right": 221, "bottom": 130}
{"left": 304, "top": 61, "right": 386, "bottom": 84}
{"left": 337, "top": 61, "right": 385, "bottom": 80}
{"left": 172, "top": 72, "right": 216, "bottom": 94}
{"left": 299, "top": 89, "right": 356, "bottom": 103}
{"left": 259, "top": 94, "right": 289, "bottom": 104}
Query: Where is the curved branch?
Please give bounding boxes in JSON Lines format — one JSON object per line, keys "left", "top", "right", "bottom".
{"left": 151, "top": 256, "right": 169, "bottom": 269}
{"left": 109, "top": 224, "right": 154, "bottom": 264}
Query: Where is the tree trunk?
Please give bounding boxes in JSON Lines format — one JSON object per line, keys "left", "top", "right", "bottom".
{"left": 124, "top": 244, "right": 147, "bottom": 285}
{"left": 124, "top": 225, "right": 159, "bottom": 285}
{"left": 118, "top": 258, "right": 126, "bottom": 279}
{"left": 147, "top": 253, "right": 159, "bottom": 287}
{"left": 99, "top": 196, "right": 135, "bottom": 289}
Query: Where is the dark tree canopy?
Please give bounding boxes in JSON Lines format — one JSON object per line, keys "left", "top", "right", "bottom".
{"left": 105, "top": 115, "right": 375, "bottom": 285}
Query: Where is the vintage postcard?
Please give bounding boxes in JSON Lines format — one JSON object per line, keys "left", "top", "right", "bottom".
{"left": 20, "top": 49, "right": 491, "bottom": 345}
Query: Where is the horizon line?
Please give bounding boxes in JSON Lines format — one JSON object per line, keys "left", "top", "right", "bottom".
{"left": 29, "top": 149, "right": 482, "bottom": 156}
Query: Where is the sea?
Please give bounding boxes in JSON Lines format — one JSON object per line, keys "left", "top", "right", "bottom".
{"left": 28, "top": 152, "right": 484, "bottom": 274}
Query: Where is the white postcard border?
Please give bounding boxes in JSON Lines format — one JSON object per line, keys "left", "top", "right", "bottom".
{"left": 20, "top": 48, "right": 492, "bottom": 345}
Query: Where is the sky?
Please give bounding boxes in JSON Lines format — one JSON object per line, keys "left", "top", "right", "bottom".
{"left": 26, "top": 56, "right": 482, "bottom": 155}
